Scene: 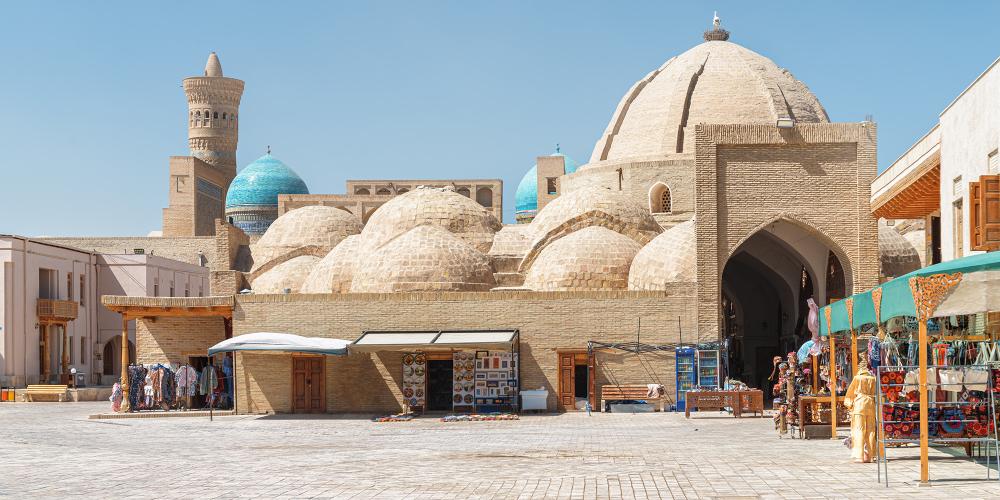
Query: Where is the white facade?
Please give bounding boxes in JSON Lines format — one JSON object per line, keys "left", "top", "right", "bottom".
{"left": 0, "top": 236, "right": 209, "bottom": 387}
{"left": 938, "top": 58, "right": 1000, "bottom": 260}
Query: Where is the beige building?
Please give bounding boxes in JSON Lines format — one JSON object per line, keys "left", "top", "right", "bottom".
{"left": 279, "top": 179, "right": 503, "bottom": 224}
{"left": 0, "top": 236, "right": 208, "bottom": 388}
{"left": 104, "top": 19, "right": 888, "bottom": 414}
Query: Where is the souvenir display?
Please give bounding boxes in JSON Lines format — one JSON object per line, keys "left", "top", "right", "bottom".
{"left": 401, "top": 352, "right": 426, "bottom": 409}
{"left": 452, "top": 351, "right": 475, "bottom": 410}
{"left": 475, "top": 351, "right": 519, "bottom": 412}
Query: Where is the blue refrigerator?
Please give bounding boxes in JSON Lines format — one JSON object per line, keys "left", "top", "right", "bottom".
{"left": 675, "top": 347, "right": 696, "bottom": 412}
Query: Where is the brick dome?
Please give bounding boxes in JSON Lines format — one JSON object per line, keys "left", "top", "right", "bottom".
{"left": 300, "top": 235, "right": 363, "bottom": 293}
{"left": 529, "top": 185, "right": 662, "bottom": 241}
{"left": 251, "top": 255, "right": 320, "bottom": 294}
{"left": 628, "top": 219, "right": 697, "bottom": 290}
{"left": 361, "top": 186, "right": 501, "bottom": 253}
{"left": 350, "top": 225, "right": 496, "bottom": 293}
{"left": 589, "top": 39, "right": 828, "bottom": 162}
{"left": 523, "top": 226, "right": 642, "bottom": 291}
{"left": 251, "top": 205, "right": 362, "bottom": 271}
{"left": 879, "top": 223, "right": 921, "bottom": 280}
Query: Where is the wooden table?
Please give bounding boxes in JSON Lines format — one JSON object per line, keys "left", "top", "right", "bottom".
{"left": 796, "top": 395, "right": 850, "bottom": 439}
{"left": 685, "top": 390, "right": 763, "bottom": 418}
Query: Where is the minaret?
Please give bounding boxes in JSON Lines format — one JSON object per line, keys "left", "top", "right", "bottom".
{"left": 183, "top": 52, "right": 245, "bottom": 178}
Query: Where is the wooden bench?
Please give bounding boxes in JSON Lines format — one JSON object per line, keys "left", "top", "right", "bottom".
{"left": 26, "top": 385, "right": 68, "bottom": 402}
{"left": 600, "top": 385, "right": 666, "bottom": 412}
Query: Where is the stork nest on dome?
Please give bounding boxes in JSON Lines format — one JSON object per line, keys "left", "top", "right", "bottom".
{"left": 703, "top": 27, "right": 730, "bottom": 41}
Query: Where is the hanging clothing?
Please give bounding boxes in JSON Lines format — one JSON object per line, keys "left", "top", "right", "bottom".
{"left": 110, "top": 382, "right": 123, "bottom": 413}
{"left": 844, "top": 364, "right": 877, "bottom": 463}
{"left": 963, "top": 368, "right": 989, "bottom": 392}
{"left": 176, "top": 365, "right": 199, "bottom": 397}
{"left": 200, "top": 366, "right": 218, "bottom": 396}
{"left": 807, "top": 298, "right": 821, "bottom": 356}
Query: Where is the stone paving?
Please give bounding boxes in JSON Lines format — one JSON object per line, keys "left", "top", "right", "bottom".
{"left": 2, "top": 403, "right": 1000, "bottom": 499}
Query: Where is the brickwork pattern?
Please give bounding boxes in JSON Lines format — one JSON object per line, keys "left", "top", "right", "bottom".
{"left": 350, "top": 226, "right": 495, "bottom": 293}
{"left": 694, "top": 123, "right": 879, "bottom": 338}
{"left": 39, "top": 236, "right": 218, "bottom": 269}
{"left": 250, "top": 205, "right": 361, "bottom": 271}
{"left": 360, "top": 186, "right": 501, "bottom": 254}
{"left": 229, "top": 290, "right": 695, "bottom": 413}
{"left": 300, "top": 235, "right": 362, "bottom": 293}
{"left": 628, "top": 218, "right": 697, "bottom": 289}
{"left": 523, "top": 226, "right": 642, "bottom": 291}
{"left": 251, "top": 255, "right": 320, "bottom": 294}
{"left": 135, "top": 316, "right": 226, "bottom": 366}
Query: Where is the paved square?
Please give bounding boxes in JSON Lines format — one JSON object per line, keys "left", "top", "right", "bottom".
{"left": 2, "top": 403, "right": 999, "bottom": 499}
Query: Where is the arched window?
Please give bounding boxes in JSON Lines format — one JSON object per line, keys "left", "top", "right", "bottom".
{"left": 355, "top": 188, "right": 370, "bottom": 195}
{"left": 396, "top": 188, "right": 408, "bottom": 194}
{"left": 222, "top": 112, "right": 226, "bottom": 119}
{"left": 213, "top": 111, "right": 218, "bottom": 119}
{"left": 195, "top": 111, "right": 201, "bottom": 118}
{"left": 476, "top": 188, "right": 493, "bottom": 207}
{"left": 457, "top": 187, "right": 471, "bottom": 198}
{"left": 376, "top": 188, "right": 391, "bottom": 195}
{"left": 649, "top": 182, "right": 672, "bottom": 214}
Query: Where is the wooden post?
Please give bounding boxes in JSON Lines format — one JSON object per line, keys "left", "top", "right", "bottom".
{"left": 812, "top": 355, "right": 819, "bottom": 393}
{"left": 829, "top": 333, "right": 838, "bottom": 440}
{"left": 41, "top": 323, "right": 50, "bottom": 384}
{"left": 120, "top": 315, "right": 130, "bottom": 412}
{"left": 61, "top": 324, "right": 69, "bottom": 381}
{"left": 850, "top": 329, "right": 859, "bottom": 377}
{"left": 918, "top": 316, "right": 929, "bottom": 483}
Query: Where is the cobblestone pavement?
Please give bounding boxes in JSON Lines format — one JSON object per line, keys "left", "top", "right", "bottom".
{"left": 3, "top": 403, "right": 1000, "bottom": 499}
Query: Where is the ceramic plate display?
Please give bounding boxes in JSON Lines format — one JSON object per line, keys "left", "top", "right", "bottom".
{"left": 414, "top": 354, "right": 426, "bottom": 364}
{"left": 403, "top": 354, "right": 414, "bottom": 365}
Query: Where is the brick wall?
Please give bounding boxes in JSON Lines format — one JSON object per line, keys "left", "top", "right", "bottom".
{"left": 230, "top": 290, "right": 696, "bottom": 414}
{"left": 40, "top": 236, "right": 219, "bottom": 269}
{"left": 135, "top": 316, "right": 226, "bottom": 365}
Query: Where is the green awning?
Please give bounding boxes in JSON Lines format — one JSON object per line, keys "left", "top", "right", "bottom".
{"left": 851, "top": 290, "right": 877, "bottom": 328}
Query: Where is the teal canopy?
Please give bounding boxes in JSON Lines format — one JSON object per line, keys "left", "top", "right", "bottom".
{"left": 820, "top": 251, "right": 1000, "bottom": 335}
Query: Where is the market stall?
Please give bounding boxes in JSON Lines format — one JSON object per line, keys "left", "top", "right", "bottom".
{"left": 350, "top": 330, "right": 520, "bottom": 414}
{"left": 821, "top": 251, "right": 1000, "bottom": 484}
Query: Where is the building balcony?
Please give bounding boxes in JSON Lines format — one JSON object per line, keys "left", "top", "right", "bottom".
{"left": 37, "top": 299, "right": 78, "bottom": 321}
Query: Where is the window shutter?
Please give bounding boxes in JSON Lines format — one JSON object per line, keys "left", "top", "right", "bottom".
{"left": 970, "top": 180, "right": 982, "bottom": 250}
{"left": 980, "top": 174, "right": 1000, "bottom": 251}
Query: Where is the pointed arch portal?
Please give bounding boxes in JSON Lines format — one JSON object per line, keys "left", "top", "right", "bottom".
{"left": 721, "top": 219, "right": 850, "bottom": 398}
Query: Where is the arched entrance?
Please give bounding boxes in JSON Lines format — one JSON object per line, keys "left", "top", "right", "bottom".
{"left": 103, "top": 337, "right": 135, "bottom": 381}
{"left": 721, "top": 219, "right": 850, "bottom": 396}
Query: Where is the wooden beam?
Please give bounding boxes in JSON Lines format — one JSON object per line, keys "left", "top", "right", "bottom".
{"left": 103, "top": 305, "right": 232, "bottom": 318}
{"left": 120, "top": 315, "right": 130, "bottom": 412}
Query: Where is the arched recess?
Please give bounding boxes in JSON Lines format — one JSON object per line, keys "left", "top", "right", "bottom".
{"left": 648, "top": 182, "right": 672, "bottom": 214}
{"left": 476, "top": 188, "right": 493, "bottom": 207}
{"left": 355, "top": 188, "right": 370, "bottom": 195}
{"left": 457, "top": 187, "right": 471, "bottom": 198}
{"left": 103, "top": 337, "right": 135, "bottom": 377}
{"left": 721, "top": 217, "right": 852, "bottom": 398}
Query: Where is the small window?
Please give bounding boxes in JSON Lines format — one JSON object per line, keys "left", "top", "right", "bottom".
{"left": 195, "top": 111, "right": 201, "bottom": 118}
{"left": 79, "top": 275, "right": 85, "bottom": 306}
{"left": 650, "top": 183, "right": 672, "bottom": 214}
{"left": 213, "top": 112, "right": 218, "bottom": 119}
{"left": 222, "top": 112, "right": 226, "bottom": 119}
{"left": 546, "top": 178, "right": 558, "bottom": 195}
{"left": 476, "top": 188, "right": 493, "bottom": 207}
{"left": 67, "top": 273, "right": 73, "bottom": 301}
{"left": 953, "top": 176, "right": 963, "bottom": 198}
{"left": 169, "top": 281, "right": 175, "bottom": 297}
{"left": 153, "top": 278, "right": 159, "bottom": 297}
{"left": 69, "top": 335, "right": 74, "bottom": 364}
{"left": 198, "top": 286, "right": 203, "bottom": 297}
{"left": 990, "top": 149, "right": 999, "bottom": 174}
{"left": 79, "top": 337, "right": 86, "bottom": 365}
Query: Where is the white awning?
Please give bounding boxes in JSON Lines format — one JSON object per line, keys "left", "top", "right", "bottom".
{"left": 208, "top": 332, "right": 350, "bottom": 356}
{"left": 350, "top": 330, "right": 518, "bottom": 352}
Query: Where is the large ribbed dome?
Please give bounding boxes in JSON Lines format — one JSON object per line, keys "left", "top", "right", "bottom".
{"left": 529, "top": 185, "right": 662, "bottom": 240}
{"left": 351, "top": 225, "right": 496, "bottom": 293}
{"left": 590, "top": 38, "right": 828, "bottom": 162}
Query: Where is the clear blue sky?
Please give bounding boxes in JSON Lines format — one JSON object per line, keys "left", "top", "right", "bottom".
{"left": 1, "top": 1, "right": 996, "bottom": 236}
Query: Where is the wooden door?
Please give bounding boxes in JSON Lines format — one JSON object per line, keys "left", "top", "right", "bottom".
{"left": 292, "top": 356, "right": 325, "bottom": 413}
{"left": 981, "top": 175, "right": 1000, "bottom": 250}
{"left": 558, "top": 353, "right": 575, "bottom": 409}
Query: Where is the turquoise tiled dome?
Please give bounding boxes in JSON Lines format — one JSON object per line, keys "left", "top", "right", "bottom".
{"left": 225, "top": 154, "right": 310, "bottom": 235}
{"left": 514, "top": 148, "right": 579, "bottom": 223}
{"left": 225, "top": 154, "right": 309, "bottom": 209}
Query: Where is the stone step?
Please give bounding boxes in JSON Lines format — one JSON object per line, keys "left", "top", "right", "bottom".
{"left": 491, "top": 255, "right": 523, "bottom": 273}
{"left": 493, "top": 272, "right": 525, "bottom": 287}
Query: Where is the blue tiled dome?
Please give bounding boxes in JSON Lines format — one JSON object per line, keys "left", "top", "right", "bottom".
{"left": 514, "top": 148, "right": 579, "bottom": 223}
{"left": 225, "top": 154, "right": 309, "bottom": 209}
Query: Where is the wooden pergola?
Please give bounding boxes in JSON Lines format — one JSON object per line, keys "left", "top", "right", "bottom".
{"left": 101, "top": 296, "right": 233, "bottom": 412}
{"left": 871, "top": 163, "right": 940, "bottom": 220}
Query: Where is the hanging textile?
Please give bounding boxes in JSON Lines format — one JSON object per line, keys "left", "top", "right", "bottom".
{"left": 807, "top": 298, "right": 821, "bottom": 356}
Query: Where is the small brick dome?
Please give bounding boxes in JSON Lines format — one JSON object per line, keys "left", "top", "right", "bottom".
{"left": 360, "top": 186, "right": 501, "bottom": 254}
{"left": 251, "top": 255, "right": 320, "bottom": 294}
{"left": 350, "top": 225, "right": 496, "bottom": 293}
{"left": 523, "top": 226, "right": 642, "bottom": 291}
{"left": 529, "top": 185, "right": 662, "bottom": 241}
{"left": 300, "top": 235, "right": 363, "bottom": 293}
{"left": 251, "top": 205, "right": 362, "bottom": 271}
{"left": 879, "top": 223, "right": 921, "bottom": 280}
{"left": 628, "top": 219, "right": 697, "bottom": 290}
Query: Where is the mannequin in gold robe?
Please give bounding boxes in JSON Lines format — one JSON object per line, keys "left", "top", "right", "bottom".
{"left": 843, "top": 357, "right": 877, "bottom": 463}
